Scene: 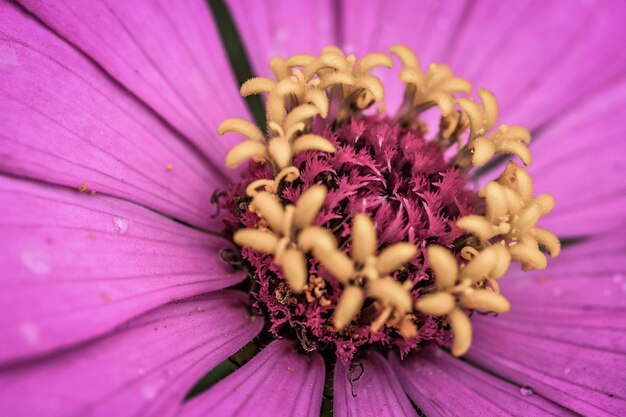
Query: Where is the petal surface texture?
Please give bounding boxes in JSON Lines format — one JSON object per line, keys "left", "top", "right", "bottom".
{"left": 468, "top": 232, "right": 626, "bottom": 416}
{"left": 0, "top": 176, "right": 244, "bottom": 363}
{"left": 334, "top": 352, "right": 417, "bottom": 417}
{"left": 18, "top": 0, "right": 249, "bottom": 167}
{"left": 226, "top": 0, "right": 337, "bottom": 78}
{"left": 340, "top": 0, "right": 626, "bottom": 128}
{"left": 178, "top": 340, "right": 325, "bottom": 417}
{"left": 0, "top": 2, "right": 238, "bottom": 229}
{"left": 392, "top": 350, "right": 576, "bottom": 417}
{"left": 0, "top": 291, "right": 262, "bottom": 417}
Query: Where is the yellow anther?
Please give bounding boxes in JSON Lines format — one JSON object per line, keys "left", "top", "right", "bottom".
{"left": 252, "top": 192, "right": 285, "bottom": 232}
{"left": 269, "top": 57, "right": 290, "bottom": 80}
{"left": 390, "top": 44, "right": 421, "bottom": 69}
{"left": 448, "top": 308, "right": 472, "bottom": 356}
{"left": 304, "top": 88, "right": 329, "bottom": 118}
{"left": 377, "top": 243, "right": 418, "bottom": 276}
{"left": 233, "top": 229, "right": 279, "bottom": 254}
{"left": 240, "top": 77, "right": 276, "bottom": 96}
{"left": 293, "top": 185, "right": 327, "bottom": 230}
{"left": 297, "top": 226, "right": 338, "bottom": 254}
{"left": 218, "top": 118, "right": 264, "bottom": 141}
{"left": 456, "top": 98, "right": 485, "bottom": 138}
{"left": 354, "top": 52, "right": 394, "bottom": 75}
{"left": 415, "top": 292, "right": 456, "bottom": 315}
{"left": 268, "top": 137, "right": 293, "bottom": 170}
{"left": 319, "top": 72, "right": 356, "bottom": 89}
{"left": 285, "top": 53, "right": 316, "bottom": 68}
{"left": 284, "top": 104, "right": 320, "bottom": 133}
{"left": 351, "top": 214, "right": 377, "bottom": 263}
{"left": 314, "top": 249, "right": 355, "bottom": 284}
{"left": 225, "top": 140, "right": 267, "bottom": 168}
{"left": 292, "top": 134, "right": 336, "bottom": 154}
{"left": 367, "top": 277, "right": 413, "bottom": 314}
{"left": 477, "top": 89, "right": 498, "bottom": 131}
{"left": 333, "top": 286, "right": 365, "bottom": 330}
{"left": 427, "top": 245, "right": 459, "bottom": 290}
{"left": 281, "top": 248, "right": 308, "bottom": 292}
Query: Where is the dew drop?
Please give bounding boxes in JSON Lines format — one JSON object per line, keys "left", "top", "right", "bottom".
{"left": 141, "top": 385, "right": 157, "bottom": 400}
{"left": 564, "top": 367, "right": 571, "bottom": 375}
{"left": 21, "top": 250, "right": 51, "bottom": 274}
{"left": 519, "top": 386, "right": 534, "bottom": 397}
{"left": 19, "top": 322, "right": 40, "bottom": 346}
{"left": 113, "top": 217, "right": 129, "bottom": 234}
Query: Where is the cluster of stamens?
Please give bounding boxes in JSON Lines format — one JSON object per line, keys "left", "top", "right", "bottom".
{"left": 217, "top": 45, "right": 559, "bottom": 358}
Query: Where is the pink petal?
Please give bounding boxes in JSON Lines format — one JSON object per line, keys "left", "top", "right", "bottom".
{"left": 341, "top": 1, "right": 626, "bottom": 132}
{"left": 391, "top": 349, "right": 575, "bottom": 416}
{"left": 503, "top": 232, "right": 626, "bottom": 310}
{"left": 334, "top": 352, "right": 417, "bottom": 417}
{"left": 526, "top": 78, "right": 626, "bottom": 237}
{"left": 447, "top": 0, "right": 626, "bottom": 129}
{"left": 0, "top": 291, "right": 262, "bottom": 417}
{"left": 0, "top": 2, "right": 232, "bottom": 229}
{"left": 226, "top": 0, "right": 337, "bottom": 78}
{"left": 179, "top": 340, "right": 325, "bottom": 417}
{"left": 0, "top": 176, "right": 244, "bottom": 364}
{"left": 467, "top": 233, "right": 626, "bottom": 416}
{"left": 18, "top": 0, "right": 249, "bottom": 166}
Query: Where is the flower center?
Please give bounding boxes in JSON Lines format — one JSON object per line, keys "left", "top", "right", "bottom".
{"left": 215, "top": 45, "right": 560, "bottom": 362}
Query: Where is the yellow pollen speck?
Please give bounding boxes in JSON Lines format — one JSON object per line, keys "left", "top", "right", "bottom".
{"left": 78, "top": 182, "right": 88, "bottom": 192}
{"left": 100, "top": 292, "right": 112, "bottom": 303}
{"left": 166, "top": 164, "right": 173, "bottom": 171}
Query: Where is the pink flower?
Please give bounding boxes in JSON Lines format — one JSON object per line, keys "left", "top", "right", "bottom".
{"left": 1, "top": 1, "right": 625, "bottom": 416}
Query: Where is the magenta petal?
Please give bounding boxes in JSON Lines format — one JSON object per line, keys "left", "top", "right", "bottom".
{"left": 227, "top": 0, "right": 337, "bottom": 78}
{"left": 0, "top": 3, "right": 232, "bottom": 229}
{"left": 18, "top": 0, "right": 249, "bottom": 166}
{"left": 0, "top": 291, "right": 262, "bottom": 417}
{"left": 447, "top": 0, "right": 626, "bottom": 129}
{"left": 469, "top": 319, "right": 626, "bottom": 416}
{"left": 334, "top": 352, "right": 417, "bottom": 417}
{"left": 0, "top": 176, "right": 244, "bottom": 363}
{"left": 468, "top": 233, "right": 626, "bottom": 416}
{"left": 341, "top": 1, "right": 626, "bottom": 132}
{"left": 391, "top": 349, "right": 574, "bottom": 417}
{"left": 525, "top": 78, "right": 626, "bottom": 236}
{"left": 502, "top": 233, "right": 626, "bottom": 311}
{"left": 179, "top": 340, "right": 325, "bottom": 417}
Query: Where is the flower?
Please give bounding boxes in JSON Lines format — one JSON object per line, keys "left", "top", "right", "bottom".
{"left": 1, "top": 1, "right": 625, "bottom": 417}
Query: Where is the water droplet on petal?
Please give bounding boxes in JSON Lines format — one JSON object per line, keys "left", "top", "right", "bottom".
{"left": 564, "top": 367, "right": 571, "bottom": 375}
{"left": 519, "top": 386, "right": 534, "bottom": 396}
{"left": 19, "top": 321, "right": 40, "bottom": 346}
{"left": 141, "top": 385, "right": 157, "bottom": 400}
{"left": 21, "top": 250, "right": 51, "bottom": 274}
{"left": 113, "top": 217, "right": 129, "bottom": 234}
